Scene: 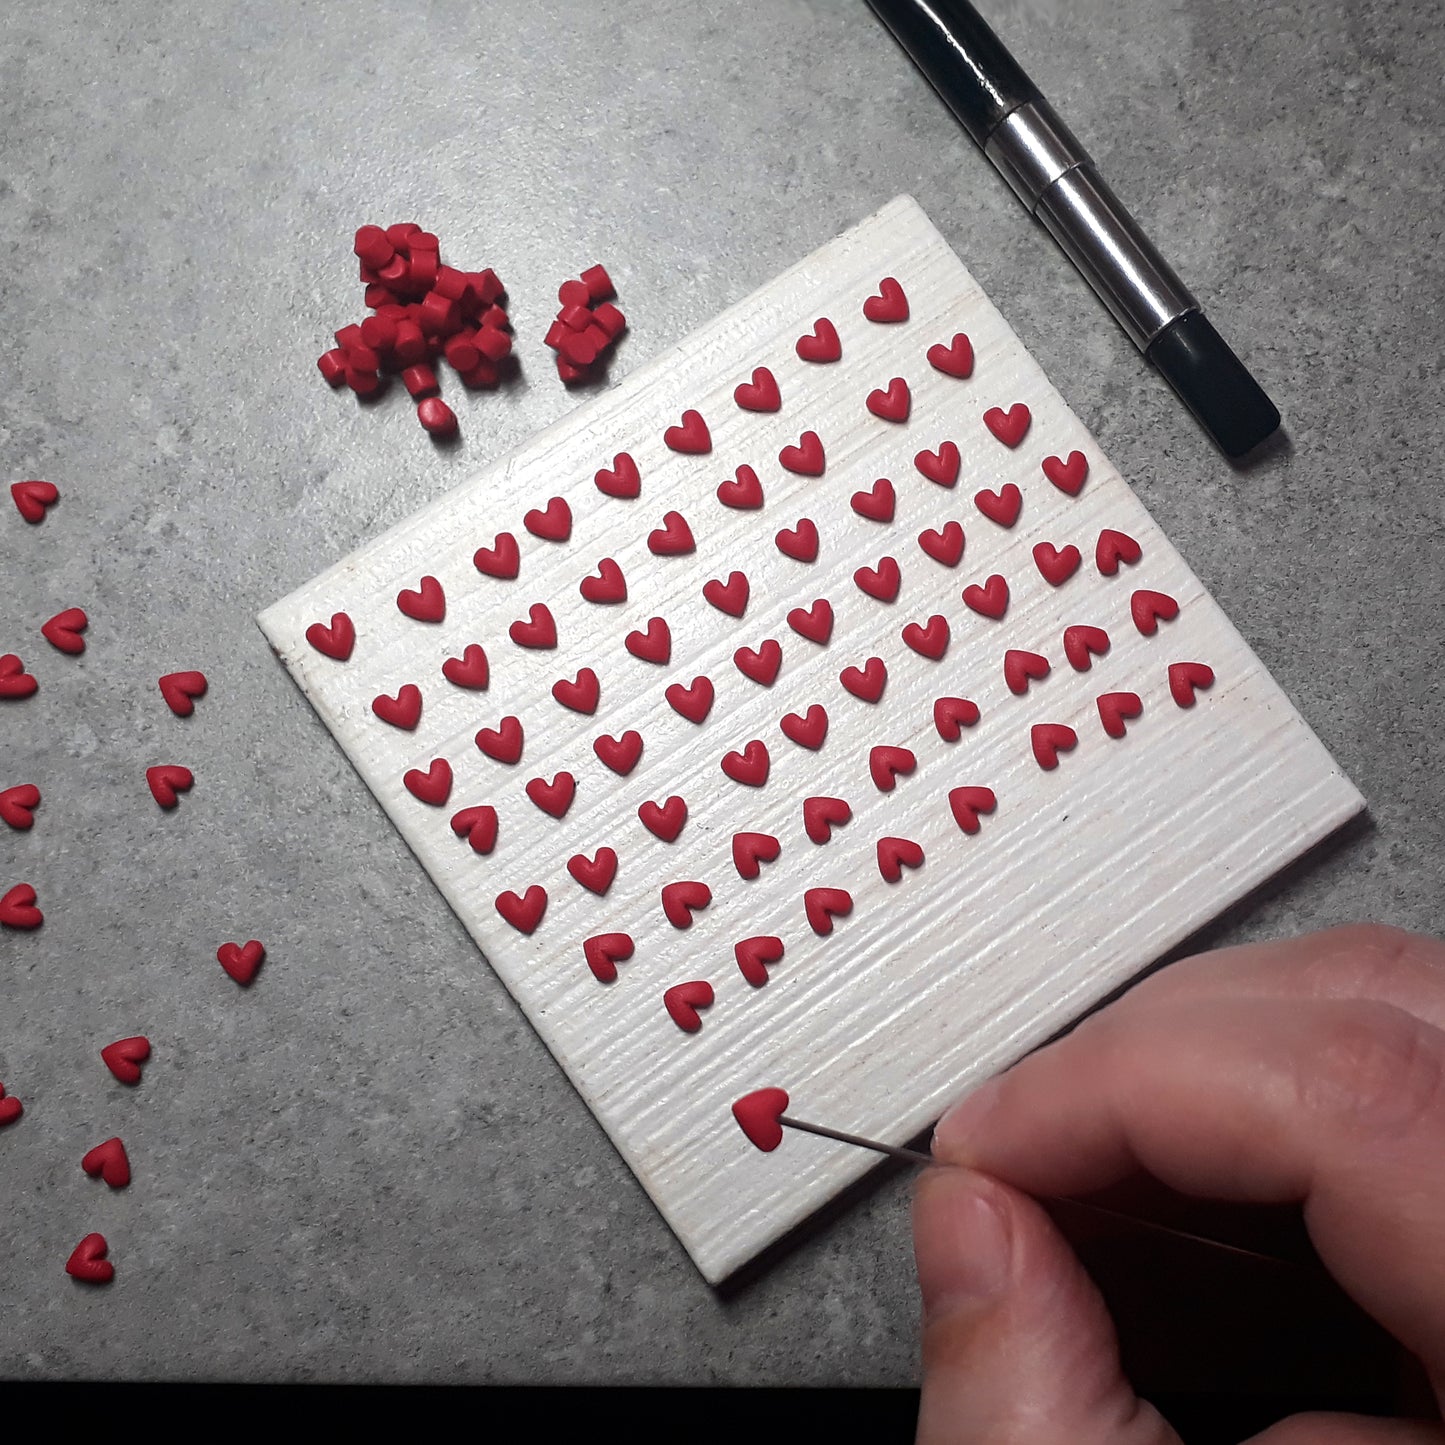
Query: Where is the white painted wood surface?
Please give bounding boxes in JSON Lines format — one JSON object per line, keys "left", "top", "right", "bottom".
{"left": 259, "top": 196, "right": 1363, "bottom": 1283}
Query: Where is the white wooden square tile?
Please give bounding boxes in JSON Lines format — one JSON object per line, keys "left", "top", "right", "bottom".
{"left": 259, "top": 196, "right": 1363, "bottom": 1283}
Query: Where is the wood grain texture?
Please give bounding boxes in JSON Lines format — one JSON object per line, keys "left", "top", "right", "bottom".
{"left": 258, "top": 196, "right": 1363, "bottom": 1283}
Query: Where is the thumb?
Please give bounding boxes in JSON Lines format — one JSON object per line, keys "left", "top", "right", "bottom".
{"left": 913, "top": 1166, "right": 1178, "bottom": 1445}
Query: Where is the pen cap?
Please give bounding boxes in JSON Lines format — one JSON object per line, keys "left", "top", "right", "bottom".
{"left": 1146, "top": 312, "right": 1282, "bottom": 459}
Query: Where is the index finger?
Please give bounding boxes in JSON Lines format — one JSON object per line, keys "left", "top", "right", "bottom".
{"left": 933, "top": 989, "right": 1445, "bottom": 1382}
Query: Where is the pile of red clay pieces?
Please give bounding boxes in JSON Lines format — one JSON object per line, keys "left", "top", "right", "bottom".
{"left": 317, "top": 224, "right": 513, "bottom": 439}
{"left": 543, "top": 266, "right": 626, "bottom": 383}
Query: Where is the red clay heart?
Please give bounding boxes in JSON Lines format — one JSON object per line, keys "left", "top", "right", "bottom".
{"left": 776, "top": 518, "right": 819, "bottom": 562}
{"left": 927, "top": 333, "right": 974, "bottom": 378}
{"left": 717, "top": 464, "right": 764, "bottom": 509}
{"left": 854, "top": 556, "right": 901, "bottom": 601}
{"left": 962, "top": 574, "right": 1009, "bottom": 619}
{"left": 948, "top": 785, "right": 997, "bottom": 834}
{"left": 11, "top": 479, "right": 59, "bottom": 523}
{"left": 1043, "top": 451, "right": 1088, "bottom": 495}
{"left": 721, "top": 740, "right": 769, "bottom": 787}
{"left": 919, "top": 521, "right": 964, "bottom": 566}
{"left": 866, "top": 377, "right": 910, "bottom": 422}
{"left": 851, "top": 478, "right": 895, "bottom": 522}
{"left": 593, "top": 730, "right": 643, "bottom": 775}
{"left": 552, "top": 668, "right": 600, "bottom": 714}
{"left": 735, "top": 936, "right": 784, "bottom": 987}
{"left": 914, "top": 441, "right": 960, "bottom": 487}
{"left": 983, "top": 403, "right": 1031, "bottom": 447}
{"left": 803, "top": 795, "right": 852, "bottom": 843}
{"left": 626, "top": 616, "right": 671, "bottom": 664}
{"left": 0, "top": 1084, "right": 22, "bottom": 1126}
{"left": 974, "top": 484, "right": 1022, "bottom": 528}
{"left": 877, "top": 836, "right": 925, "bottom": 882}
{"left": 496, "top": 886, "right": 547, "bottom": 934}
{"left": 934, "top": 696, "right": 980, "bottom": 741}
{"left": 580, "top": 558, "right": 626, "bottom": 604}
{"left": 1063, "top": 625, "right": 1110, "bottom": 671}
{"left": 780, "top": 704, "right": 828, "bottom": 749}
{"left": 666, "top": 676, "right": 714, "bottom": 723}
{"left": 0, "top": 882, "right": 42, "bottom": 929}
{"left": 372, "top": 684, "right": 422, "bottom": 729}
{"left": 524, "top": 496, "right": 571, "bottom": 541}
{"left": 638, "top": 795, "right": 687, "bottom": 842}
{"left": 663, "top": 980, "right": 714, "bottom": 1033}
{"left": 146, "top": 765, "right": 193, "bottom": 809}
{"left": 734, "top": 366, "right": 781, "bottom": 411}
{"left": 442, "top": 643, "right": 489, "bottom": 689}
{"left": 158, "top": 669, "right": 207, "bottom": 714}
{"left": 397, "top": 575, "right": 445, "bottom": 622}
{"left": 1097, "top": 528, "right": 1143, "bottom": 575}
{"left": 796, "top": 318, "right": 841, "bottom": 362}
{"left": 869, "top": 745, "right": 916, "bottom": 791}
{"left": 306, "top": 613, "right": 355, "bottom": 661}
{"left": 1031, "top": 723, "right": 1079, "bottom": 771}
{"left": 840, "top": 657, "right": 886, "bottom": 703}
{"left": 733, "top": 1087, "right": 789, "bottom": 1150}
{"left": 1169, "top": 661, "right": 1215, "bottom": 707}
{"left": 476, "top": 715, "right": 523, "bottom": 763}
{"left": 217, "top": 939, "right": 265, "bottom": 986}
{"left": 863, "top": 276, "right": 908, "bottom": 322}
{"left": 779, "top": 431, "right": 825, "bottom": 476}
{"left": 703, "top": 571, "right": 749, "bottom": 616}
{"left": 450, "top": 804, "right": 498, "bottom": 854}
{"left": 787, "top": 598, "right": 833, "bottom": 644}
{"left": 526, "top": 771, "right": 576, "bottom": 817}
{"left": 100, "top": 1036, "right": 150, "bottom": 1085}
{"left": 1034, "top": 542, "right": 1081, "bottom": 586}
{"left": 404, "top": 758, "right": 453, "bottom": 805}
{"left": 595, "top": 452, "right": 641, "bottom": 498}
{"left": 648, "top": 510, "right": 695, "bottom": 555}
{"left": 66, "top": 1233, "right": 114, "bottom": 1284}
{"left": 1004, "top": 649, "right": 1051, "bottom": 695}
{"left": 1132, "top": 589, "right": 1179, "bottom": 635}
{"left": 0, "top": 654, "right": 38, "bottom": 700}
{"left": 509, "top": 603, "right": 557, "bottom": 648}
{"left": 734, "top": 639, "right": 782, "bottom": 685}
{"left": 568, "top": 847, "right": 617, "bottom": 895}
{"left": 732, "top": 831, "right": 782, "bottom": 879}
{"left": 662, "top": 880, "right": 712, "bottom": 928}
{"left": 0, "top": 783, "right": 40, "bottom": 830}
{"left": 82, "top": 1137, "right": 131, "bottom": 1188}
{"left": 583, "top": 931, "right": 634, "bottom": 982}
{"left": 42, "top": 607, "right": 89, "bottom": 655}
{"left": 1098, "top": 691, "right": 1144, "bottom": 738}
{"left": 474, "top": 532, "right": 520, "bottom": 577}
{"left": 664, "top": 409, "right": 711, "bottom": 453}
{"left": 805, "top": 886, "right": 853, "bottom": 935}
{"left": 902, "top": 615, "right": 949, "bottom": 659}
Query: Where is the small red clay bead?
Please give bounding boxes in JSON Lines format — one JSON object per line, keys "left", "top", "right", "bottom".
{"left": 457, "top": 359, "right": 499, "bottom": 388}
{"left": 411, "top": 231, "right": 439, "bottom": 253}
{"left": 359, "top": 314, "right": 397, "bottom": 351}
{"left": 472, "top": 269, "right": 503, "bottom": 305}
{"left": 317, "top": 349, "right": 347, "bottom": 386}
{"left": 580, "top": 263, "right": 615, "bottom": 302}
{"left": 543, "top": 320, "right": 568, "bottom": 351}
{"left": 592, "top": 302, "right": 627, "bottom": 338}
{"left": 334, "top": 322, "right": 363, "bottom": 350}
{"left": 376, "top": 303, "right": 408, "bottom": 321}
{"left": 359, "top": 263, "right": 384, "bottom": 285}
{"left": 556, "top": 357, "right": 591, "bottom": 383}
{"left": 417, "top": 291, "right": 457, "bottom": 335}
{"left": 444, "top": 331, "right": 482, "bottom": 371}
{"left": 378, "top": 252, "right": 409, "bottom": 284}
{"left": 480, "top": 304, "right": 510, "bottom": 330}
{"left": 346, "top": 368, "right": 384, "bottom": 398}
{"left": 393, "top": 321, "right": 427, "bottom": 366}
{"left": 385, "top": 222, "right": 420, "bottom": 249}
{"left": 354, "top": 225, "right": 394, "bottom": 269}
{"left": 409, "top": 250, "right": 439, "bottom": 290}
{"left": 559, "top": 303, "right": 592, "bottom": 332}
{"left": 583, "top": 323, "right": 611, "bottom": 353}
{"left": 364, "top": 283, "right": 398, "bottom": 309}
{"left": 558, "top": 329, "right": 601, "bottom": 367}
{"left": 417, "top": 397, "right": 457, "bottom": 436}
{"left": 345, "top": 340, "right": 381, "bottom": 372}
{"left": 402, "top": 363, "right": 439, "bottom": 398}
{"left": 558, "top": 278, "right": 590, "bottom": 308}
{"left": 433, "top": 266, "right": 469, "bottom": 302}
{"left": 475, "top": 326, "right": 512, "bottom": 362}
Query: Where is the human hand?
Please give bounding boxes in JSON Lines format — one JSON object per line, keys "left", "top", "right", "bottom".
{"left": 914, "top": 923, "right": 1445, "bottom": 1443}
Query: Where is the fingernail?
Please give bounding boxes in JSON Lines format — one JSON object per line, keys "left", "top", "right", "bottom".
{"left": 917, "top": 1172, "right": 1013, "bottom": 1318}
{"left": 932, "top": 1077, "right": 1002, "bottom": 1160}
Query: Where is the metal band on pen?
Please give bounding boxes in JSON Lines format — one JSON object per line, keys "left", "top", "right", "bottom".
{"left": 983, "top": 101, "right": 1198, "bottom": 351}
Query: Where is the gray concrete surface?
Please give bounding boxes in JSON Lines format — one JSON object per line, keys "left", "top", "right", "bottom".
{"left": 1, "top": 0, "right": 1441, "bottom": 1385}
